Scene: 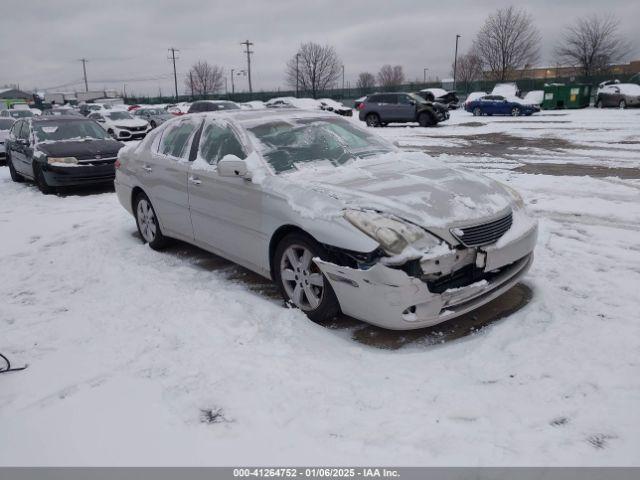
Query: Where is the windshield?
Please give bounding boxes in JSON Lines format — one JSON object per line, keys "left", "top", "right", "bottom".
{"left": 34, "top": 120, "right": 111, "bottom": 142}
{"left": 106, "top": 111, "right": 133, "bottom": 120}
{"left": 0, "top": 119, "right": 14, "bottom": 130}
{"left": 408, "top": 93, "right": 427, "bottom": 104}
{"left": 247, "top": 116, "right": 394, "bottom": 174}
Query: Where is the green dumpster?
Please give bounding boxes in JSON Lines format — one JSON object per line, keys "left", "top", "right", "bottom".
{"left": 542, "top": 83, "right": 592, "bottom": 109}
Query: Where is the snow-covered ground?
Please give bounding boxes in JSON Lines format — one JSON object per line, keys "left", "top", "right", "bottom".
{"left": 1, "top": 108, "right": 639, "bottom": 466}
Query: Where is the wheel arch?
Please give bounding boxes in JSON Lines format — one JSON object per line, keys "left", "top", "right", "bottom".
{"left": 268, "top": 225, "right": 311, "bottom": 280}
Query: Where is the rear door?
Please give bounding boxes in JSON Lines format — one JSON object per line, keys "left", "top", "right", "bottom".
{"left": 188, "top": 119, "right": 266, "bottom": 271}
{"left": 140, "top": 118, "right": 201, "bottom": 240}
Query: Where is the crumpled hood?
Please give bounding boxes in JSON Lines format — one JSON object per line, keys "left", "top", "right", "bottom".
{"left": 278, "top": 151, "right": 513, "bottom": 229}
{"left": 37, "top": 139, "right": 124, "bottom": 158}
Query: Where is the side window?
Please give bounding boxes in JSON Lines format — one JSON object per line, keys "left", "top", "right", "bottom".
{"left": 379, "top": 94, "right": 394, "bottom": 104}
{"left": 190, "top": 103, "right": 202, "bottom": 112}
{"left": 158, "top": 120, "right": 199, "bottom": 159}
{"left": 18, "top": 122, "right": 30, "bottom": 141}
{"left": 367, "top": 95, "right": 382, "bottom": 103}
{"left": 198, "top": 122, "right": 246, "bottom": 165}
{"left": 398, "top": 95, "right": 412, "bottom": 105}
{"left": 11, "top": 120, "right": 22, "bottom": 137}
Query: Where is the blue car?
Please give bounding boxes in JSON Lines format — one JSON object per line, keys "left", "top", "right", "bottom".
{"left": 464, "top": 95, "right": 539, "bottom": 116}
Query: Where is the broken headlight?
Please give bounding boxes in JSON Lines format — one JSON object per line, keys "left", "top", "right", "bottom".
{"left": 344, "top": 209, "right": 439, "bottom": 255}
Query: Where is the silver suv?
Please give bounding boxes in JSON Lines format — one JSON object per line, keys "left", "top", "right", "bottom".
{"left": 357, "top": 92, "right": 449, "bottom": 127}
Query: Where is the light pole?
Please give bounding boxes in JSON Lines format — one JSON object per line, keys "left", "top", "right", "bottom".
{"left": 423, "top": 68, "right": 429, "bottom": 85}
{"left": 341, "top": 64, "right": 345, "bottom": 92}
{"left": 453, "top": 34, "right": 461, "bottom": 91}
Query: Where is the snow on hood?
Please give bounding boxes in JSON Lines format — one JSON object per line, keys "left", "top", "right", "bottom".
{"left": 259, "top": 151, "right": 512, "bottom": 228}
{"left": 109, "top": 118, "right": 148, "bottom": 128}
{"left": 523, "top": 90, "right": 544, "bottom": 105}
{"left": 617, "top": 83, "right": 640, "bottom": 95}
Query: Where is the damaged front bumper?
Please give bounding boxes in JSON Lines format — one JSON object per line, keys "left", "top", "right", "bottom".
{"left": 316, "top": 216, "right": 537, "bottom": 330}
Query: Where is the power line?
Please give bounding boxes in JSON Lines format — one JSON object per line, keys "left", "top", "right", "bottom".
{"left": 168, "top": 47, "right": 179, "bottom": 100}
{"left": 78, "top": 58, "right": 89, "bottom": 92}
{"left": 240, "top": 40, "right": 253, "bottom": 96}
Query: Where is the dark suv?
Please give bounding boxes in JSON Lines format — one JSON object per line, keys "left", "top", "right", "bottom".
{"left": 357, "top": 92, "right": 449, "bottom": 127}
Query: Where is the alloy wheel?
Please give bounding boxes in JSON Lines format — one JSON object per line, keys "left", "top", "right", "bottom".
{"left": 279, "top": 244, "right": 325, "bottom": 311}
{"left": 136, "top": 199, "right": 157, "bottom": 242}
{"left": 511, "top": 107, "right": 520, "bottom": 116}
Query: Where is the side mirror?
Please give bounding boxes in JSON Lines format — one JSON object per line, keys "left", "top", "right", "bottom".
{"left": 409, "top": 100, "right": 416, "bottom": 105}
{"left": 218, "top": 155, "right": 251, "bottom": 179}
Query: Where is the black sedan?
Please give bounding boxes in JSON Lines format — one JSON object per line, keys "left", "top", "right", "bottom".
{"left": 5, "top": 117, "right": 124, "bottom": 193}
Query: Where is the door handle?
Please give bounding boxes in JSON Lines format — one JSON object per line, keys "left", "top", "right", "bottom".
{"left": 188, "top": 175, "right": 202, "bottom": 185}
{"left": 142, "top": 165, "right": 152, "bottom": 173}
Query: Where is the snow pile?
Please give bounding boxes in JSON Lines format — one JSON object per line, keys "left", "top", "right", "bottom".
{"left": 523, "top": 90, "right": 544, "bottom": 105}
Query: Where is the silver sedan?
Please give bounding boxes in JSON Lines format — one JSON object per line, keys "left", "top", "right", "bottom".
{"left": 115, "top": 109, "right": 537, "bottom": 330}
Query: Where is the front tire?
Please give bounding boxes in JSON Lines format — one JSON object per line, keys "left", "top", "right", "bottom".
{"left": 134, "top": 192, "right": 169, "bottom": 250}
{"left": 150, "top": 120, "right": 157, "bottom": 129}
{"left": 511, "top": 107, "right": 521, "bottom": 116}
{"left": 619, "top": 100, "right": 627, "bottom": 109}
{"left": 473, "top": 107, "right": 482, "bottom": 116}
{"left": 418, "top": 111, "right": 436, "bottom": 127}
{"left": 596, "top": 99, "right": 603, "bottom": 108}
{"left": 273, "top": 233, "right": 340, "bottom": 322}
{"left": 7, "top": 154, "right": 24, "bottom": 183}
{"left": 34, "top": 164, "right": 54, "bottom": 194}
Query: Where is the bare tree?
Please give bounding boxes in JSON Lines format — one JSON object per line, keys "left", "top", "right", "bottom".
{"left": 285, "top": 42, "right": 341, "bottom": 98}
{"left": 451, "top": 51, "right": 483, "bottom": 92}
{"left": 184, "top": 61, "right": 225, "bottom": 96}
{"left": 377, "top": 65, "right": 405, "bottom": 88}
{"left": 356, "top": 72, "right": 376, "bottom": 93}
{"left": 473, "top": 6, "right": 541, "bottom": 81}
{"left": 554, "top": 14, "right": 631, "bottom": 78}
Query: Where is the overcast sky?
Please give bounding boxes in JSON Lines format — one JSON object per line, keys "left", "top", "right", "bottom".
{"left": 1, "top": 0, "right": 638, "bottom": 97}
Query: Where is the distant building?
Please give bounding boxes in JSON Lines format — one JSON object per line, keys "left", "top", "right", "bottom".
{"left": 484, "top": 60, "right": 640, "bottom": 81}
{"left": 0, "top": 88, "right": 32, "bottom": 100}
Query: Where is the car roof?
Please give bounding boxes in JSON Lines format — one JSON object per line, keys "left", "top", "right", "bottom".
{"left": 187, "top": 108, "right": 338, "bottom": 125}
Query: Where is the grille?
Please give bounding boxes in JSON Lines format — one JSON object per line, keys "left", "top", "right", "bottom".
{"left": 452, "top": 211, "right": 513, "bottom": 247}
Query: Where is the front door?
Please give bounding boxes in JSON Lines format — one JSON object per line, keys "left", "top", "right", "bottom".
{"left": 140, "top": 117, "right": 201, "bottom": 240}
{"left": 187, "top": 118, "right": 266, "bottom": 272}
{"left": 397, "top": 94, "right": 417, "bottom": 121}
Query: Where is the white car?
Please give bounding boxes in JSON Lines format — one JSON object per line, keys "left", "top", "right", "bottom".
{"left": 115, "top": 110, "right": 537, "bottom": 330}
{"left": 0, "top": 118, "right": 15, "bottom": 159}
{"left": 89, "top": 110, "right": 150, "bottom": 141}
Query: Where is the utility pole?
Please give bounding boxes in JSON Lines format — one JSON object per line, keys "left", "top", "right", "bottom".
{"left": 423, "top": 68, "right": 429, "bottom": 84}
{"left": 295, "top": 54, "right": 299, "bottom": 98}
{"left": 123, "top": 83, "right": 127, "bottom": 98}
{"left": 453, "top": 34, "right": 461, "bottom": 91}
{"left": 240, "top": 40, "right": 253, "bottom": 96}
{"left": 231, "top": 68, "right": 235, "bottom": 94}
{"left": 168, "top": 47, "right": 179, "bottom": 100}
{"left": 341, "top": 64, "right": 345, "bottom": 92}
{"left": 79, "top": 58, "right": 89, "bottom": 92}
{"left": 189, "top": 71, "right": 194, "bottom": 99}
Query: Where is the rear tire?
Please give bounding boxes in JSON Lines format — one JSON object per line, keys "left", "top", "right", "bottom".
{"left": 418, "top": 111, "right": 436, "bottom": 127}
{"left": 511, "top": 107, "right": 521, "bottom": 116}
{"left": 273, "top": 233, "right": 340, "bottom": 322}
{"left": 365, "top": 113, "right": 380, "bottom": 127}
{"left": 619, "top": 100, "right": 627, "bottom": 109}
{"left": 473, "top": 107, "right": 482, "bottom": 116}
{"left": 34, "top": 164, "right": 54, "bottom": 194}
{"left": 596, "top": 99, "right": 603, "bottom": 108}
{"left": 7, "top": 154, "right": 24, "bottom": 183}
{"left": 134, "top": 192, "right": 169, "bottom": 250}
